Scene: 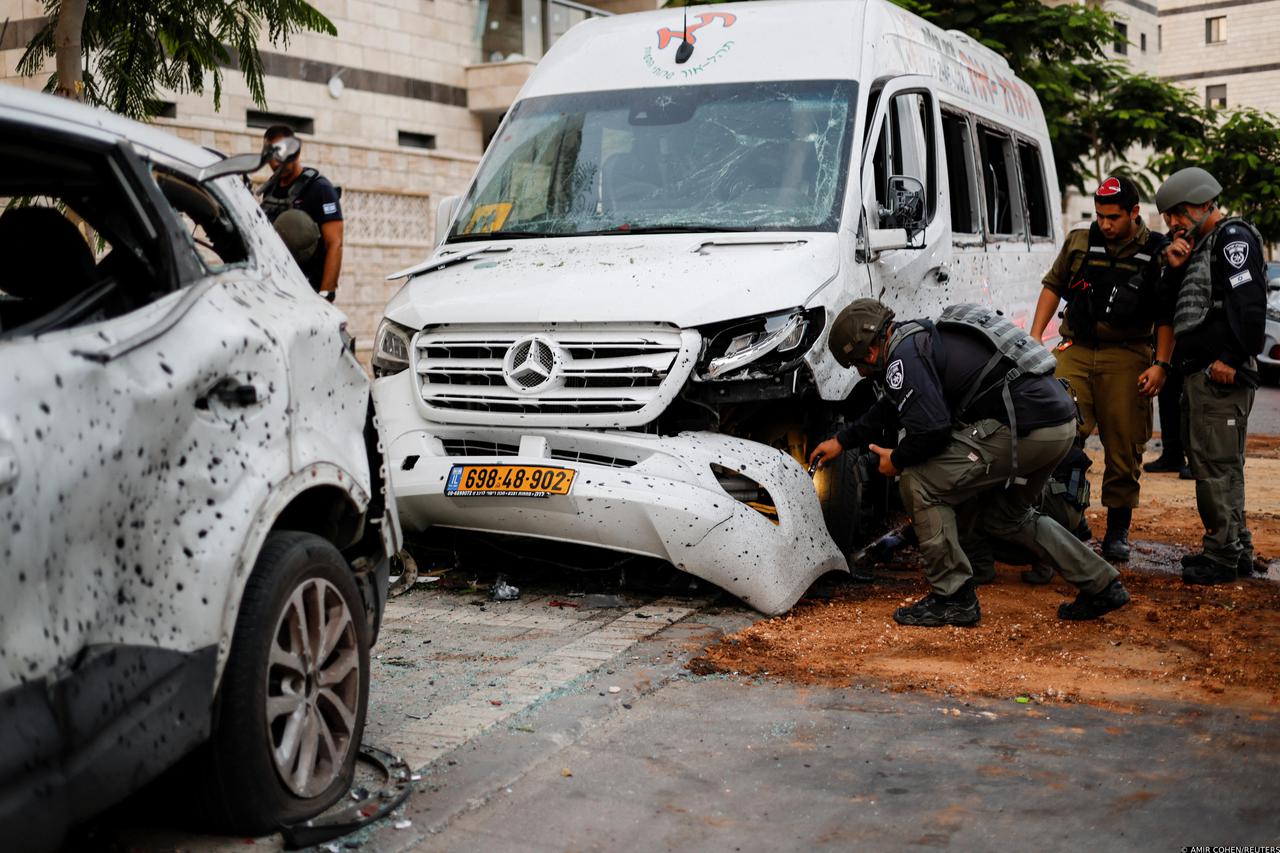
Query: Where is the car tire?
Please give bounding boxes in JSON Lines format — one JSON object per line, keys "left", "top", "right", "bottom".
{"left": 195, "top": 530, "right": 369, "bottom": 833}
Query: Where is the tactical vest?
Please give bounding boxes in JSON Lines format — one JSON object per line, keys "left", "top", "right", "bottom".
{"left": 260, "top": 167, "right": 321, "bottom": 223}
{"left": 1063, "top": 223, "right": 1165, "bottom": 342}
{"left": 1174, "top": 216, "right": 1264, "bottom": 336}
{"left": 888, "top": 304, "right": 1057, "bottom": 484}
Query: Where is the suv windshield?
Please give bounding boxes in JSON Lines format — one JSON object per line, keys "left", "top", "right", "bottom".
{"left": 449, "top": 80, "right": 857, "bottom": 242}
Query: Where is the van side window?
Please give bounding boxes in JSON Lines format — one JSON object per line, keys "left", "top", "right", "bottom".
{"left": 870, "top": 91, "right": 935, "bottom": 225}
{"left": 977, "top": 126, "right": 1025, "bottom": 239}
{"left": 941, "top": 111, "right": 979, "bottom": 235}
{"left": 1017, "top": 140, "right": 1052, "bottom": 239}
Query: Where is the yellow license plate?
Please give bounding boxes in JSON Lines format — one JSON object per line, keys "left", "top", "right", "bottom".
{"left": 445, "top": 464, "right": 576, "bottom": 497}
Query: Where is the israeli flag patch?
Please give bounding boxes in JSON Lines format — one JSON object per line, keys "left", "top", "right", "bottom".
{"left": 1229, "top": 270, "right": 1253, "bottom": 287}
{"left": 1224, "top": 240, "right": 1249, "bottom": 268}
{"left": 323, "top": 201, "right": 338, "bottom": 215}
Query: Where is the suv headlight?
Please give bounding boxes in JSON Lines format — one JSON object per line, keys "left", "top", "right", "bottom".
{"left": 696, "top": 307, "right": 825, "bottom": 381}
{"left": 372, "top": 317, "right": 414, "bottom": 377}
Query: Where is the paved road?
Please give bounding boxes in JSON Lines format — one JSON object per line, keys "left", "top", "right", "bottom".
{"left": 93, "top": 586, "right": 1280, "bottom": 852}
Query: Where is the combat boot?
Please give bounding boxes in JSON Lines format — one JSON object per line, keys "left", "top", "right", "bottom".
{"left": 893, "top": 581, "right": 980, "bottom": 627}
{"left": 1057, "top": 578, "right": 1130, "bottom": 620}
{"left": 1181, "top": 552, "right": 1237, "bottom": 585}
{"left": 1238, "top": 552, "right": 1267, "bottom": 578}
{"left": 1020, "top": 563, "right": 1054, "bottom": 585}
{"left": 1102, "top": 507, "right": 1131, "bottom": 562}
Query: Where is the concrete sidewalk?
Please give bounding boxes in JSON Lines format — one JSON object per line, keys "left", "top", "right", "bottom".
{"left": 90, "top": 585, "right": 1280, "bottom": 852}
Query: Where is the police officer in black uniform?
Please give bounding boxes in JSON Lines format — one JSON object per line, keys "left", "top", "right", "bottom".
{"left": 1156, "top": 167, "right": 1267, "bottom": 584}
{"left": 809, "top": 299, "right": 1130, "bottom": 627}
{"left": 260, "top": 125, "right": 344, "bottom": 300}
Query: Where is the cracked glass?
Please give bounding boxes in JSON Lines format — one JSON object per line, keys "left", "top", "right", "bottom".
{"left": 450, "top": 80, "right": 857, "bottom": 241}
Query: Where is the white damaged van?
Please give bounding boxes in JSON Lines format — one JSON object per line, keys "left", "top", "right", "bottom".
{"left": 371, "top": 0, "right": 1063, "bottom": 614}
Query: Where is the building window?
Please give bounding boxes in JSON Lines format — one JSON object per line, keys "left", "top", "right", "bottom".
{"left": 1206, "top": 84, "right": 1227, "bottom": 109}
{"left": 398, "top": 131, "right": 437, "bottom": 150}
{"left": 1157, "top": 25, "right": 1162, "bottom": 51}
{"left": 154, "top": 101, "right": 177, "bottom": 119}
{"left": 1206, "top": 16, "right": 1226, "bottom": 44}
{"left": 246, "top": 110, "right": 315, "bottom": 135}
{"left": 1114, "top": 21, "right": 1128, "bottom": 55}
{"left": 1140, "top": 32, "right": 1147, "bottom": 52}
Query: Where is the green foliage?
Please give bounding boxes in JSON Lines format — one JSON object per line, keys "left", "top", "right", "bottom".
{"left": 1155, "top": 107, "right": 1280, "bottom": 245}
{"left": 17, "top": 0, "right": 336, "bottom": 120}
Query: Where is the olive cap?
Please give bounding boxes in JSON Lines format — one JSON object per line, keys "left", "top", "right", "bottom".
{"left": 273, "top": 208, "right": 320, "bottom": 263}
{"left": 1155, "top": 167, "right": 1222, "bottom": 213}
{"left": 829, "top": 298, "right": 895, "bottom": 368}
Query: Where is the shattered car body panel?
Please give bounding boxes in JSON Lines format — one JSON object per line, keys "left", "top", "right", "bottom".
{"left": 375, "top": 372, "right": 844, "bottom": 615}
{"left": 0, "top": 86, "right": 398, "bottom": 845}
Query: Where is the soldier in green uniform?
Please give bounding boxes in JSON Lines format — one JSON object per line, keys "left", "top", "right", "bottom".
{"left": 1030, "top": 176, "right": 1173, "bottom": 563}
{"left": 1156, "top": 167, "right": 1267, "bottom": 584}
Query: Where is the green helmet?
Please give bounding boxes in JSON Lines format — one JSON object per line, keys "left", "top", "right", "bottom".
{"left": 273, "top": 208, "right": 320, "bottom": 263}
{"left": 829, "top": 298, "right": 895, "bottom": 368}
{"left": 1155, "top": 167, "right": 1222, "bottom": 213}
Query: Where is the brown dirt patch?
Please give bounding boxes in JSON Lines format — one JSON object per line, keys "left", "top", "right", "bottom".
{"left": 692, "top": 445, "right": 1280, "bottom": 712}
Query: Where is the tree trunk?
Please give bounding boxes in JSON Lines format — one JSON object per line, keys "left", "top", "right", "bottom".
{"left": 53, "top": 0, "right": 88, "bottom": 101}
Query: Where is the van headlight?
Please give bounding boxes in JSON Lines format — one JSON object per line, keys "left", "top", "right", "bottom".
{"left": 696, "top": 307, "right": 825, "bottom": 381}
{"left": 372, "top": 317, "right": 415, "bottom": 377}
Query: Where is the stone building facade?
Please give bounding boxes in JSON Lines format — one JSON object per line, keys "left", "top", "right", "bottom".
{"left": 1158, "top": 0, "right": 1280, "bottom": 115}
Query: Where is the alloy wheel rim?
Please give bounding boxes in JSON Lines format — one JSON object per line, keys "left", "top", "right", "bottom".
{"left": 266, "top": 577, "right": 360, "bottom": 798}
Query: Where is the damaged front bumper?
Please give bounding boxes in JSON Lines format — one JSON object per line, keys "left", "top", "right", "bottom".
{"left": 378, "top": 411, "right": 846, "bottom": 615}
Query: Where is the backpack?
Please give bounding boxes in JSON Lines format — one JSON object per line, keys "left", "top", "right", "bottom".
{"left": 889, "top": 304, "right": 1057, "bottom": 484}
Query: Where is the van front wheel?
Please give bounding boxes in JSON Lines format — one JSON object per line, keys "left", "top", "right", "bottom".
{"left": 817, "top": 445, "right": 874, "bottom": 556}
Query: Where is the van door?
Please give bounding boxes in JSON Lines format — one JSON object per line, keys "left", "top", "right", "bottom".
{"left": 859, "top": 77, "right": 950, "bottom": 316}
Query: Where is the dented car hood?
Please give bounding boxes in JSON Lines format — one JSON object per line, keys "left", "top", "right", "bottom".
{"left": 384, "top": 233, "right": 840, "bottom": 328}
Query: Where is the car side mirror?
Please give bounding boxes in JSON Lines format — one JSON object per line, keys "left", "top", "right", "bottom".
{"left": 198, "top": 137, "right": 302, "bottom": 184}
{"left": 868, "top": 175, "right": 926, "bottom": 252}
{"left": 435, "top": 195, "right": 461, "bottom": 246}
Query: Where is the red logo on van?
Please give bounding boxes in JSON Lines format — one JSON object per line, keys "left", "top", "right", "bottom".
{"left": 656, "top": 12, "right": 736, "bottom": 50}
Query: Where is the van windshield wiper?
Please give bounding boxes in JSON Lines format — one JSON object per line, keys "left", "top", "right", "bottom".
{"left": 448, "top": 225, "right": 756, "bottom": 244}
{"left": 447, "top": 230, "right": 565, "bottom": 243}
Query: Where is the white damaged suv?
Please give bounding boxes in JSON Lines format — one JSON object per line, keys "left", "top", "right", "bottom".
{"left": 0, "top": 88, "right": 399, "bottom": 847}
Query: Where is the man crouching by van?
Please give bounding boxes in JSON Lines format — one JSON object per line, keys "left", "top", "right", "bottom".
{"left": 1029, "top": 176, "right": 1173, "bottom": 564}
{"left": 808, "top": 300, "right": 1130, "bottom": 627}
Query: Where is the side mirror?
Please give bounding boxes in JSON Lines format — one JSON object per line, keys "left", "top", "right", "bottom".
{"left": 868, "top": 175, "right": 926, "bottom": 252}
{"left": 198, "top": 137, "right": 303, "bottom": 184}
{"left": 435, "top": 195, "right": 461, "bottom": 246}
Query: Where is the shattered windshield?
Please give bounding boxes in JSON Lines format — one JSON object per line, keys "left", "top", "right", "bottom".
{"left": 449, "top": 80, "right": 857, "bottom": 241}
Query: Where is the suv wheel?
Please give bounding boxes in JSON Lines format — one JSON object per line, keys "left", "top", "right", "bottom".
{"left": 197, "top": 530, "right": 369, "bottom": 832}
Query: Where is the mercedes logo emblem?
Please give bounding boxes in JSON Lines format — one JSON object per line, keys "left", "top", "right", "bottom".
{"left": 502, "top": 335, "right": 562, "bottom": 394}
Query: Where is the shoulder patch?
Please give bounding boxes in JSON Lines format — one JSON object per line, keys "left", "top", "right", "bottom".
{"left": 1224, "top": 240, "right": 1249, "bottom": 269}
{"left": 886, "top": 359, "right": 905, "bottom": 390}
{"left": 1229, "top": 270, "right": 1253, "bottom": 288}
{"left": 322, "top": 201, "right": 338, "bottom": 215}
